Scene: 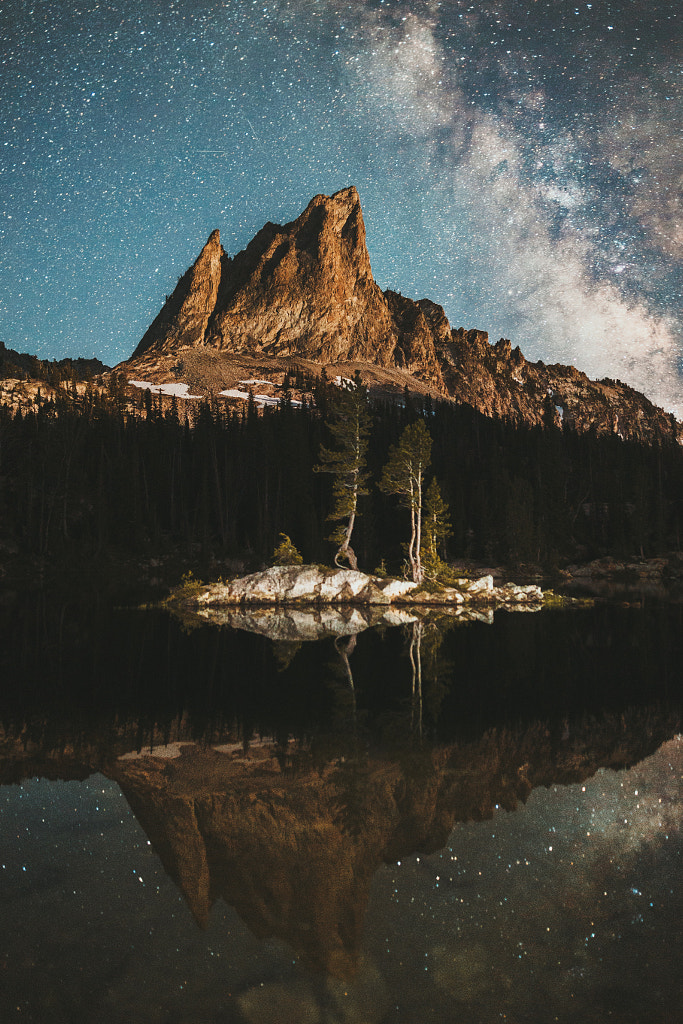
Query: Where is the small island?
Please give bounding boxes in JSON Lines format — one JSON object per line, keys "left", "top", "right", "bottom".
{"left": 179, "top": 563, "right": 544, "bottom": 610}
{"left": 164, "top": 563, "right": 552, "bottom": 641}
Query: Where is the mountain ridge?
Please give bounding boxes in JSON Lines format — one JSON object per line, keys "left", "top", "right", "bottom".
{"left": 127, "top": 186, "right": 681, "bottom": 445}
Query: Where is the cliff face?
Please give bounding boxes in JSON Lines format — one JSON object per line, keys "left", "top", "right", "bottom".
{"left": 134, "top": 187, "right": 402, "bottom": 369}
{"left": 130, "top": 187, "right": 681, "bottom": 444}
{"left": 135, "top": 229, "right": 224, "bottom": 355}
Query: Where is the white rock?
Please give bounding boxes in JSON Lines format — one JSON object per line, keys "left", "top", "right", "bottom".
{"left": 191, "top": 565, "right": 542, "bottom": 611}
{"left": 465, "top": 575, "right": 494, "bottom": 594}
{"left": 318, "top": 569, "right": 370, "bottom": 600}
{"left": 378, "top": 578, "right": 418, "bottom": 599}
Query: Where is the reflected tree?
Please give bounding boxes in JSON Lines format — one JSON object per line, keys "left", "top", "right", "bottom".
{"left": 408, "top": 619, "right": 424, "bottom": 738}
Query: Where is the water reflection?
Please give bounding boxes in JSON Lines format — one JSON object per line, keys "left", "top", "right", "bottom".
{"left": 192, "top": 604, "right": 421, "bottom": 640}
{"left": 0, "top": 594, "right": 682, "bottom": 1021}
{"left": 1, "top": 725, "right": 681, "bottom": 1023}
{"left": 105, "top": 707, "right": 680, "bottom": 981}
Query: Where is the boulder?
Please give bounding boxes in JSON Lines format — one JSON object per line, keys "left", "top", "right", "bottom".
{"left": 376, "top": 578, "right": 418, "bottom": 599}
{"left": 463, "top": 575, "right": 494, "bottom": 594}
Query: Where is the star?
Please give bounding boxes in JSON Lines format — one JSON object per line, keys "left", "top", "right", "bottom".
{"left": 0, "top": 0, "right": 680, "bottom": 413}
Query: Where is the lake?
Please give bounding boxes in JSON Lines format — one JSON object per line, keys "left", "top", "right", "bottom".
{"left": 1, "top": 586, "right": 681, "bottom": 1023}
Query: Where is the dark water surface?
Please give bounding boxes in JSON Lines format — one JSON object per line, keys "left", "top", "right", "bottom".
{"left": 1, "top": 589, "right": 681, "bottom": 1023}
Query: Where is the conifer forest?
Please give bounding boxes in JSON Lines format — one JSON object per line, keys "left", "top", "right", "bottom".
{"left": 1, "top": 374, "right": 682, "bottom": 575}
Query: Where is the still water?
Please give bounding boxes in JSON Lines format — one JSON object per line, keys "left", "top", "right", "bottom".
{"left": 1, "top": 589, "right": 681, "bottom": 1023}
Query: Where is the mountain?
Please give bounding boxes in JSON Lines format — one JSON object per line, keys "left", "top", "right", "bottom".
{"left": 0, "top": 343, "right": 111, "bottom": 414}
{"left": 128, "top": 186, "right": 681, "bottom": 444}
{"left": 132, "top": 186, "right": 440, "bottom": 381}
{"left": 0, "top": 342, "right": 108, "bottom": 383}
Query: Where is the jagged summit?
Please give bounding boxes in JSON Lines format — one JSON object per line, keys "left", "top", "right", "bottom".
{"left": 133, "top": 228, "right": 224, "bottom": 357}
{"left": 128, "top": 187, "right": 681, "bottom": 445}
{"left": 132, "top": 186, "right": 444, "bottom": 384}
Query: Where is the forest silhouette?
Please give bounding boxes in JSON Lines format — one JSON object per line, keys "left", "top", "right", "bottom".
{"left": 1, "top": 372, "right": 682, "bottom": 573}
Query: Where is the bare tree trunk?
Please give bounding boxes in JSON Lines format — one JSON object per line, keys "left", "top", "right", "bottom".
{"left": 414, "top": 473, "right": 424, "bottom": 584}
{"left": 335, "top": 508, "right": 358, "bottom": 569}
{"left": 408, "top": 490, "right": 418, "bottom": 582}
{"left": 335, "top": 634, "right": 357, "bottom": 690}
{"left": 334, "top": 544, "right": 359, "bottom": 570}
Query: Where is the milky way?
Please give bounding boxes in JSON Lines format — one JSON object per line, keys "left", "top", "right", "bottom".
{"left": 1, "top": 1, "right": 681, "bottom": 412}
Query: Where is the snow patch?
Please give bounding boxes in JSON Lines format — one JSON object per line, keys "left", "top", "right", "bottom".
{"left": 555, "top": 404, "right": 564, "bottom": 421}
{"left": 219, "top": 389, "right": 302, "bottom": 409}
{"left": 129, "top": 380, "right": 203, "bottom": 399}
{"left": 332, "top": 375, "right": 356, "bottom": 388}
{"left": 220, "top": 388, "right": 251, "bottom": 401}
{"left": 118, "top": 742, "right": 193, "bottom": 760}
{"left": 239, "top": 379, "right": 274, "bottom": 387}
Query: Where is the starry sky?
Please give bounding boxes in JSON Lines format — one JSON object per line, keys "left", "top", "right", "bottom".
{"left": 1, "top": 0, "right": 681, "bottom": 413}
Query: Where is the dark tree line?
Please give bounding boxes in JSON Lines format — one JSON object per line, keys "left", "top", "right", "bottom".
{"left": 1, "top": 379, "right": 682, "bottom": 571}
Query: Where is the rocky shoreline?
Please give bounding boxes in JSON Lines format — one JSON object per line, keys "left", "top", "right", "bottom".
{"left": 187, "top": 564, "right": 544, "bottom": 610}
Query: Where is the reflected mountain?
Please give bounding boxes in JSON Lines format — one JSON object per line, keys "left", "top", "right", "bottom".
{"left": 2, "top": 592, "right": 682, "bottom": 983}
{"left": 108, "top": 709, "right": 679, "bottom": 978}
{"left": 2, "top": 704, "right": 679, "bottom": 980}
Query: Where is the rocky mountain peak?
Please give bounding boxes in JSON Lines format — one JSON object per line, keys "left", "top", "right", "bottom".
{"left": 133, "top": 186, "right": 402, "bottom": 366}
{"left": 204, "top": 184, "right": 401, "bottom": 364}
{"left": 132, "top": 228, "right": 225, "bottom": 357}
{"left": 127, "top": 187, "right": 681, "bottom": 445}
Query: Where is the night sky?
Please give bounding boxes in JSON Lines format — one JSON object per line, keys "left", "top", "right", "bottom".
{"left": 1, "top": 1, "right": 681, "bottom": 414}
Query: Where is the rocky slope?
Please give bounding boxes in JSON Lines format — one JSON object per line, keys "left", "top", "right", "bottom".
{"left": 0, "top": 343, "right": 110, "bottom": 413}
{"left": 127, "top": 186, "right": 681, "bottom": 444}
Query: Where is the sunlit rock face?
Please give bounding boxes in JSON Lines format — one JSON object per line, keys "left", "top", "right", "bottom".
{"left": 129, "top": 187, "right": 681, "bottom": 444}
{"left": 133, "top": 187, "right": 400, "bottom": 368}
{"left": 195, "top": 564, "right": 398, "bottom": 607}
{"left": 134, "top": 229, "right": 224, "bottom": 356}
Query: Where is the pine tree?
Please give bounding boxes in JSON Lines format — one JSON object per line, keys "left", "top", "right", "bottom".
{"left": 272, "top": 532, "right": 303, "bottom": 565}
{"left": 379, "top": 418, "right": 432, "bottom": 583}
{"left": 421, "top": 477, "right": 452, "bottom": 579}
{"left": 315, "top": 374, "right": 371, "bottom": 570}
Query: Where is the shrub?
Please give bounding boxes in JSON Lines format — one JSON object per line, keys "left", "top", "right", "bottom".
{"left": 272, "top": 533, "right": 304, "bottom": 566}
